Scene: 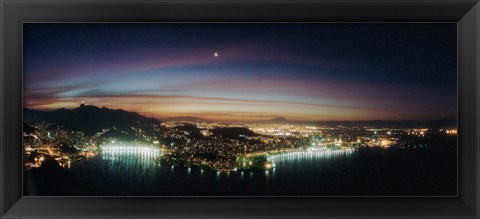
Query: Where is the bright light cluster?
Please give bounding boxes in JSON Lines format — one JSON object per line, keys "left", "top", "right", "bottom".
{"left": 446, "top": 129, "right": 457, "bottom": 134}
{"left": 267, "top": 148, "right": 355, "bottom": 162}
{"left": 100, "top": 145, "right": 161, "bottom": 156}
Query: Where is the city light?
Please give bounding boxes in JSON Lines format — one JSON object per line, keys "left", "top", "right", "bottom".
{"left": 446, "top": 129, "right": 457, "bottom": 134}
{"left": 267, "top": 148, "right": 355, "bottom": 162}
{"left": 100, "top": 144, "right": 161, "bottom": 157}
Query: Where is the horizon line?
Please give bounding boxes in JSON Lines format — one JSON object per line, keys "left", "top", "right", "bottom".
{"left": 23, "top": 104, "right": 457, "bottom": 124}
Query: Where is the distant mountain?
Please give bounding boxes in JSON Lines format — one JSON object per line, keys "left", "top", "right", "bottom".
{"left": 164, "top": 116, "right": 211, "bottom": 123}
{"left": 23, "top": 105, "right": 160, "bottom": 136}
{"left": 315, "top": 119, "right": 457, "bottom": 128}
{"left": 253, "top": 117, "right": 456, "bottom": 128}
{"left": 256, "top": 117, "right": 292, "bottom": 124}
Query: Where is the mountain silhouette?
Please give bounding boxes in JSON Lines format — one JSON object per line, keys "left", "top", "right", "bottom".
{"left": 164, "top": 116, "right": 212, "bottom": 123}
{"left": 316, "top": 119, "right": 457, "bottom": 128}
{"left": 23, "top": 105, "right": 160, "bottom": 136}
{"left": 211, "top": 127, "right": 259, "bottom": 139}
{"left": 256, "top": 117, "right": 292, "bottom": 124}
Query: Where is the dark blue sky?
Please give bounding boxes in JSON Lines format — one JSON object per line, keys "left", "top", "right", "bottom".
{"left": 23, "top": 23, "right": 457, "bottom": 121}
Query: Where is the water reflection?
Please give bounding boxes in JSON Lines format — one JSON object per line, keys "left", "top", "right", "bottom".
{"left": 267, "top": 148, "right": 354, "bottom": 163}
{"left": 35, "top": 145, "right": 455, "bottom": 196}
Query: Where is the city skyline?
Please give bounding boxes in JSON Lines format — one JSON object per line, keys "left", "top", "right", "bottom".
{"left": 23, "top": 23, "right": 457, "bottom": 122}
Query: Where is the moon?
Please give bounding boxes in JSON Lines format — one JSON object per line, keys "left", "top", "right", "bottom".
{"left": 213, "top": 52, "right": 219, "bottom": 57}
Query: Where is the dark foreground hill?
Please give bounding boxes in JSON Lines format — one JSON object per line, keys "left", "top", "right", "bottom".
{"left": 24, "top": 105, "right": 160, "bottom": 136}
{"left": 211, "top": 127, "right": 259, "bottom": 140}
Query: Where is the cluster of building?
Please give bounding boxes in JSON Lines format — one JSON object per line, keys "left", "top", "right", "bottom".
{"left": 23, "top": 123, "right": 98, "bottom": 169}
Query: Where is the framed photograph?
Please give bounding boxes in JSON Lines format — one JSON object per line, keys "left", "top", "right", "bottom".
{"left": 1, "top": 0, "right": 479, "bottom": 218}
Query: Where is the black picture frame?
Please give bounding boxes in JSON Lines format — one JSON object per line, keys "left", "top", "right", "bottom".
{"left": 1, "top": 0, "right": 479, "bottom": 218}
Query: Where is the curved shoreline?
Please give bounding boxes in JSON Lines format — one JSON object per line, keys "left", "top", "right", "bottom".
{"left": 267, "top": 148, "right": 356, "bottom": 162}
{"left": 157, "top": 147, "right": 357, "bottom": 173}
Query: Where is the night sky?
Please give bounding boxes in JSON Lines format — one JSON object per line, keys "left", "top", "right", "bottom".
{"left": 23, "top": 23, "right": 457, "bottom": 122}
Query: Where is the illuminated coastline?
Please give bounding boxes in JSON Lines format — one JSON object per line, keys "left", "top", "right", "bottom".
{"left": 100, "top": 145, "right": 162, "bottom": 156}
{"left": 267, "top": 148, "right": 356, "bottom": 163}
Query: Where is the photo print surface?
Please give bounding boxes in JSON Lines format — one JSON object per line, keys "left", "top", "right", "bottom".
{"left": 23, "top": 23, "right": 457, "bottom": 196}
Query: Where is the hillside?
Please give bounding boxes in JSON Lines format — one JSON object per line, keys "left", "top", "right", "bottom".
{"left": 23, "top": 105, "right": 160, "bottom": 136}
